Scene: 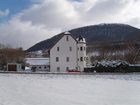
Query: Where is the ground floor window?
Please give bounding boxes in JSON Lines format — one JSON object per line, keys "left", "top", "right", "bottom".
{"left": 66, "top": 67, "right": 69, "bottom": 71}
{"left": 57, "top": 67, "right": 60, "bottom": 72}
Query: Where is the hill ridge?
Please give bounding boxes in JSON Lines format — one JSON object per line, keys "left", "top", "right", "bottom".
{"left": 27, "top": 23, "right": 140, "bottom": 52}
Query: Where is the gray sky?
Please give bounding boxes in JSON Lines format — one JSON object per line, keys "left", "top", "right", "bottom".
{"left": 0, "top": 0, "right": 140, "bottom": 49}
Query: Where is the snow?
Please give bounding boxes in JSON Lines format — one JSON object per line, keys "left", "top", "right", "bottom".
{"left": 95, "top": 60, "right": 129, "bottom": 68}
{"left": 64, "top": 31, "right": 71, "bottom": 34}
{"left": 0, "top": 74, "right": 140, "bottom": 105}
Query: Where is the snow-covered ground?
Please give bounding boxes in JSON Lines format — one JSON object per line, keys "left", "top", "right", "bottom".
{"left": 0, "top": 73, "right": 140, "bottom": 105}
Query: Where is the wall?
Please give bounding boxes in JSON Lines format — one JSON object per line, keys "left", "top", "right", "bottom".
{"left": 50, "top": 35, "right": 77, "bottom": 72}
{"left": 77, "top": 42, "right": 87, "bottom": 71}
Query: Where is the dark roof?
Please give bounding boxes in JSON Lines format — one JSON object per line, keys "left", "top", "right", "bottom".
{"left": 77, "top": 35, "right": 84, "bottom": 42}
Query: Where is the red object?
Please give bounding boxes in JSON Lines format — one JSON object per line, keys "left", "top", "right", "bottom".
{"left": 67, "top": 70, "right": 81, "bottom": 73}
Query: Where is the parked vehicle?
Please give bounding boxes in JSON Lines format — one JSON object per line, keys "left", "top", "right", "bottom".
{"left": 67, "top": 69, "right": 81, "bottom": 73}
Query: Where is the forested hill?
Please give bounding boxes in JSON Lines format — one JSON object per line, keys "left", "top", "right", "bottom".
{"left": 27, "top": 23, "right": 140, "bottom": 52}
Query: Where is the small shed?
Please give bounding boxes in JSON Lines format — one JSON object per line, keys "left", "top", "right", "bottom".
{"left": 7, "top": 63, "right": 22, "bottom": 71}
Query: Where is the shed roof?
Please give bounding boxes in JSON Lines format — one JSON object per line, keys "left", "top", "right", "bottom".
{"left": 26, "top": 58, "right": 49, "bottom": 66}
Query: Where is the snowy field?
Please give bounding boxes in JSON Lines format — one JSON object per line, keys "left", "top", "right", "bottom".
{"left": 0, "top": 73, "right": 140, "bottom": 105}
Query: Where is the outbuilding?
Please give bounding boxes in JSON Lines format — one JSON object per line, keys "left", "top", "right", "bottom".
{"left": 7, "top": 63, "right": 22, "bottom": 71}
{"left": 25, "top": 58, "right": 49, "bottom": 72}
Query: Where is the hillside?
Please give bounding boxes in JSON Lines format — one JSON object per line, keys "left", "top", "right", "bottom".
{"left": 27, "top": 23, "right": 140, "bottom": 52}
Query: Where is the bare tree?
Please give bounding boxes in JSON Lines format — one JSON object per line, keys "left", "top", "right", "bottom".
{"left": 0, "top": 47, "right": 25, "bottom": 70}
{"left": 89, "top": 41, "right": 140, "bottom": 64}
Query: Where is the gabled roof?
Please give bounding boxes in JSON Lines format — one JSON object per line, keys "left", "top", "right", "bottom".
{"left": 49, "top": 31, "right": 78, "bottom": 51}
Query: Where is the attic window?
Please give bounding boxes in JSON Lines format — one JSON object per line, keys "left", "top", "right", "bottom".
{"left": 66, "top": 36, "right": 69, "bottom": 41}
{"left": 57, "top": 47, "right": 59, "bottom": 51}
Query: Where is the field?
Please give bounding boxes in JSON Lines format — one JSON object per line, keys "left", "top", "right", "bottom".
{"left": 0, "top": 73, "right": 140, "bottom": 105}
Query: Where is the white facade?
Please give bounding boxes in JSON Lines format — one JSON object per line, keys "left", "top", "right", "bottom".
{"left": 77, "top": 37, "right": 87, "bottom": 71}
{"left": 50, "top": 32, "right": 86, "bottom": 72}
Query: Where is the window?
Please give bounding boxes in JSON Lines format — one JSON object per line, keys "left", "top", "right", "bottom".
{"left": 44, "top": 66, "right": 47, "bottom": 69}
{"left": 69, "top": 47, "right": 72, "bottom": 51}
{"left": 80, "top": 47, "right": 83, "bottom": 51}
{"left": 57, "top": 47, "right": 59, "bottom": 51}
{"left": 80, "top": 57, "right": 83, "bottom": 62}
{"left": 84, "top": 57, "right": 86, "bottom": 61}
{"left": 39, "top": 66, "right": 41, "bottom": 69}
{"left": 66, "top": 57, "right": 69, "bottom": 62}
{"left": 57, "top": 67, "right": 60, "bottom": 72}
{"left": 66, "top": 67, "right": 69, "bottom": 71}
{"left": 78, "top": 58, "right": 79, "bottom": 61}
{"left": 56, "top": 57, "right": 59, "bottom": 62}
{"left": 84, "top": 47, "right": 86, "bottom": 50}
{"left": 66, "top": 36, "right": 69, "bottom": 41}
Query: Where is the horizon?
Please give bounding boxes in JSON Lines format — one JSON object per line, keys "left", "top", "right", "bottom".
{"left": 0, "top": 0, "right": 140, "bottom": 49}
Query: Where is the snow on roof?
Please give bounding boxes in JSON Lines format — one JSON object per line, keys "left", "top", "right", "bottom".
{"left": 26, "top": 58, "right": 49, "bottom": 66}
{"left": 25, "top": 66, "right": 31, "bottom": 70}
{"left": 130, "top": 64, "right": 140, "bottom": 67}
{"left": 76, "top": 35, "right": 86, "bottom": 43}
{"left": 95, "top": 60, "right": 130, "bottom": 68}
{"left": 64, "top": 31, "right": 71, "bottom": 35}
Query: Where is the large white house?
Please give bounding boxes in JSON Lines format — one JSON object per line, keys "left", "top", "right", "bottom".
{"left": 50, "top": 32, "right": 87, "bottom": 72}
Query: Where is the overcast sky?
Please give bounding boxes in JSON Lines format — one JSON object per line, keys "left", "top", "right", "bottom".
{"left": 0, "top": 0, "right": 140, "bottom": 49}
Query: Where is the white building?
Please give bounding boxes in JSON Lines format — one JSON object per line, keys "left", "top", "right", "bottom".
{"left": 50, "top": 32, "right": 87, "bottom": 72}
{"left": 26, "top": 58, "right": 50, "bottom": 72}
{"left": 7, "top": 63, "right": 22, "bottom": 71}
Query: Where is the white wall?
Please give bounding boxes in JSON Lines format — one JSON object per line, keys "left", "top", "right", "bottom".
{"left": 77, "top": 42, "right": 87, "bottom": 71}
{"left": 31, "top": 65, "right": 49, "bottom": 71}
{"left": 50, "top": 35, "right": 78, "bottom": 72}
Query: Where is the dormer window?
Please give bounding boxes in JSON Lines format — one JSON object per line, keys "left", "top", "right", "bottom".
{"left": 66, "top": 36, "right": 69, "bottom": 41}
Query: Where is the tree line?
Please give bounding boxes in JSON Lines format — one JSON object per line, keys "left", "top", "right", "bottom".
{"left": 88, "top": 42, "right": 140, "bottom": 64}
{"left": 0, "top": 44, "right": 25, "bottom": 70}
